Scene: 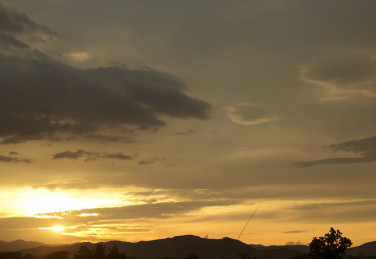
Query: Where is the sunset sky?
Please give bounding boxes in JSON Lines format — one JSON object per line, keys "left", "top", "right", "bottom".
{"left": 1, "top": 0, "right": 376, "bottom": 246}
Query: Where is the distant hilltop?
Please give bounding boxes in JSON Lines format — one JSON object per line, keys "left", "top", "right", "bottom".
{"left": 0, "top": 239, "right": 45, "bottom": 252}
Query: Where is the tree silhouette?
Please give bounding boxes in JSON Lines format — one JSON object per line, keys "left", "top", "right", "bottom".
{"left": 309, "top": 227, "right": 352, "bottom": 259}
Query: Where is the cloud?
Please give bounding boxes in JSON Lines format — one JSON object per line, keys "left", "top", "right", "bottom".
{"left": 0, "top": 155, "right": 30, "bottom": 163}
{"left": 174, "top": 130, "right": 197, "bottom": 136}
{"left": 225, "top": 106, "right": 280, "bottom": 126}
{"left": 283, "top": 230, "right": 309, "bottom": 234}
{"left": 0, "top": 4, "right": 56, "bottom": 52}
{"left": 52, "top": 149, "right": 133, "bottom": 161}
{"left": 284, "top": 200, "right": 376, "bottom": 223}
{"left": 137, "top": 157, "right": 162, "bottom": 165}
{"left": 285, "top": 241, "right": 305, "bottom": 245}
{"left": 0, "top": 31, "right": 30, "bottom": 50}
{"left": 0, "top": 52, "right": 210, "bottom": 145}
{"left": 100, "top": 153, "right": 133, "bottom": 160}
{"left": 301, "top": 53, "right": 376, "bottom": 100}
{"left": 0, "top": 199, "right": 236, "bottom": 241}
{"left": 295, "top": 136, "right": 376, "bottom": 167}
{"left": 84, "top": 134, "right": 122, "bottom": 142}
{"left": 292, "top": 200, "right": 376, "bottom": 211}
{"left": 53, "top": 150, "right": 86, "bottom": 160}
{"left": 38, "top": 200, "right": 236, "bottom": 221}
{"left": 0, "top": 4, "right": 55, "bottom": 35}
{"left": 0, "top": 216, "right": 62, "bottom": 230}
{"left": 0, "top": 5, "right": 210, "bottom": 144}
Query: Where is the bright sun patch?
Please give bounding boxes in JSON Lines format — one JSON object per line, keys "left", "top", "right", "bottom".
{"left": 14, "top": 189, "right": 121, "bottom": 216}
{"left": 41, "top": 226, "right": 76, "bottom": 232}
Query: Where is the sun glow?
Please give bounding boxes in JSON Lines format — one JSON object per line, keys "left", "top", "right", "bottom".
{"left": 14, "top": 189, "right": 122, "bottom": 216}
{"left": 41, "top": 226, "right": 76, "bottom": 232}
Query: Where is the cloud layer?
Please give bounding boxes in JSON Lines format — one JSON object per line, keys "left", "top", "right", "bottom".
{"left": 0, "top": 4, "right": 211, "bottom": 144}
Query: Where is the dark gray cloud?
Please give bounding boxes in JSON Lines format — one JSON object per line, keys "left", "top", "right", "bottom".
{"left": 0, "top": 3, "right": 56, "bottom": 51}
{"left": 0, "top": 52, "right": 210, "bottom": 144}
{"left": 304, "top": 54, "right": 376, "bottom": 88}
{"left": 84, "top": 134, "right": 121, "bottom": 142}
{"left": 100, "top": 153, "right": 133, "bottom": 160}
{"left": 0, "top": 31, "right": 29, "bottom": 50}
{"left": 0, "top": 3, "right": 54, "bottom": 34}
{"left": 0, "top": 155, "right": 30, "bottom": 163}
{"left": 174, "top": 130, "right": 197, "bottom": 136}
{"left": 295, "top": 136, "right": 376, "bottom": 167}
{"left": 52, "top": 149, "right": 133, "bottom": 161}
{"left": 53, "top": 150, "right": 86, "bottom": 160}
{"left": 0, "top": 4, "right": 210, "bottom": 144}
{"left": 137, "top": 157, "right": 165, "bottom": 165}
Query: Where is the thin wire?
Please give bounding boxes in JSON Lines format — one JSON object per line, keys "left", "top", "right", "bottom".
{"left": 237, "top": 203, "right": 261, "bottom": 241}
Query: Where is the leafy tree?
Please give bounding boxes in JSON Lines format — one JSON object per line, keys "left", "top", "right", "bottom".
{"left": 309, "top": 228, "right": 352, "bottom": 259}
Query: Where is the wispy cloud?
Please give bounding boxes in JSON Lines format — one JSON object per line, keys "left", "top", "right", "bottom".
{"left": 67, "top": 51, "right": 91, "bottom": 61}
{"left": 0, "top": 155, "right": 30, "bottom": 163}
{"left": 225, "top": 106, "right": 280, "bottom": 126}
{"left": 52, "top": 150, "right": 133, "bottom": 161}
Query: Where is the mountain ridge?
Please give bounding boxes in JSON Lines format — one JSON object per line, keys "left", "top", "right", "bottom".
{"left": 1, "top": 236, "right": 375, "bottom": 258}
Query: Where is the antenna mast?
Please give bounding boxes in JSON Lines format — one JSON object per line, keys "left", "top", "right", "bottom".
{"left": 237, "top": 203, "right": 261, "bottom": 241}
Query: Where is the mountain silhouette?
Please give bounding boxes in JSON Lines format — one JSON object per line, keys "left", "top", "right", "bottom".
{"left": 346, "top": 241, "right": 376, "bottom": 257}
{"left": 0, "top": 239, "right": 45, "bottom": 251}
{"left": 2, "top": 236, "right": 376, "bottom": 259}
{"left": 20, "top": 235, "right": 301, "bottom": 259}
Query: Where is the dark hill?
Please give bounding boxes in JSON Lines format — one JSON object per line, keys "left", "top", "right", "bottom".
{"left": 5, "top": 236, "right": 376, "bottom": 258}
{"left": 347, "top": 241, "right": 376, "bottom": 257}
{"left": 22, "top": 235, "right": 301, "bottom": 259}
{"left": 250, "top": 244, "right": 310, "bottom": 254}
{"left": 0, "top": 239, "right": 44, "bottom": 252}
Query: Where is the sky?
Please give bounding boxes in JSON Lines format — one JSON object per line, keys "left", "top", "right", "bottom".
{"left": 1, "top": 0, "right": 376, "bottom": 246}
